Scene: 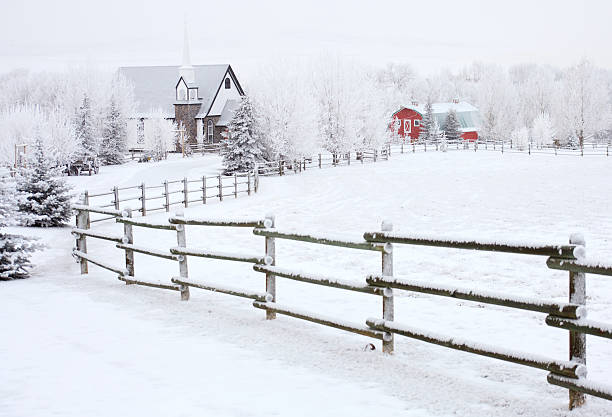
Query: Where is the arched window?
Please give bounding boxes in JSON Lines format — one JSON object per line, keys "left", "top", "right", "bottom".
{"left": 225, "top": 78, "right": 231, "bottom": 89}
{"left": 207, "top": 120, "right": 214, "bottom": 143}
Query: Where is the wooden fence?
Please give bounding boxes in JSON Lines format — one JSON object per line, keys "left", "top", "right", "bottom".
{"left": 84, "top": 171, "right": 258, "bottom": 223}
{"left": 71, "top": 201, "right": 612, "bottom": 410}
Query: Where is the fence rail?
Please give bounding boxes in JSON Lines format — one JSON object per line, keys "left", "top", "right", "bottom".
{"left": 84, "top": 171, "right": 258, "bottom": 223}
{"left": 70, "top": 201, "right": 612, "bottom": 411}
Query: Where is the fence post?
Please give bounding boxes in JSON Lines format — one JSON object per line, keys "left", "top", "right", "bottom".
{"left": 175, "top": 210, "right": 190, "bottom": 301}
{"left": 568, "top": 233, "right": 587, "bottom": 409}
{"left": 279, "top": 161, "right": 283, "bottom": 176}
{"left": 234, "top": 174, "right": 238, "bottom": 198}
{"left": 502, "top": 141, "right": 504, "bottom": 154}
{"left": 401, "top": 142, "right": 404, "bottom": 153}
{"left": 254, "top": 166, "right": 259, "bottom": 193}
{"left": 247, "top": 172, "right": 251, "bottom": 196}
{"left": 113, "top": 186, "right": 119, "bottom": 210}
{"left": 529, "top": 143, "right": 531, "bottom": 155}
{"left": 265, "top": 214, "right": 276, "bottom": 320}
{"left": 347, "top": 152, "right": 351, "bottom": 166}
{"left": 183, "top": 177, "right": 188, "bottom": 208}
{"left": 122, "top": 208, "right": 134, "bottom": 279}
{"left": 140, "top": 182, "right": 146, "bottom": 216}
{"left": 424, "top": 142, "right": 427, "bottom": 152}
{"left": 388, "top": 143, "right": 391, "bottom": 156}
{"left": 581, "top": 145, "right": 584, "bottom": 157}
{"left": 164, "top": 180, "right": 170, "bottom": 212}
{"left": 318, "top": 154, "right": 322, "bottom": 168}
{"left": 413, "top": 142, "right": 416, "bottom": 153}
{"left": 202, "top": 176, "right": 207, "bottom": 204}
{"left": 218, "top": 174, "right": 223, "bottom": 202}
{"left": 381, "top": 220, "right": 394, "bottom": 354}
{"left": 374, "top": 149, "right": 378, "bottom": 162}
{"left": 75, "top": 193, "right": 89, "bottom": 274}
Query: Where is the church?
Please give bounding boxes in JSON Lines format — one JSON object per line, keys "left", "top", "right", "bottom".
{"left": 118, "top": 27, "right": 245, "bottom": 149}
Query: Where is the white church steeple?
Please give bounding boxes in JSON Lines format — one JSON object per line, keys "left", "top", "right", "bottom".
{"left": 179, "top": 20, "right": 195, "bottom": 85}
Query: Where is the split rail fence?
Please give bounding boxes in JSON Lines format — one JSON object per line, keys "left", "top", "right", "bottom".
{"left": 71, "top": 201, "right": 612, "bottom": 410}
{"left": 84, "top": 171, "right": 258, "bottom": 223}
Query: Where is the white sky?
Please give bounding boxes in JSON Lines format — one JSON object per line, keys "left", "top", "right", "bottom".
{"left": 1, "top": 0, "right": 610, "bottom": 79}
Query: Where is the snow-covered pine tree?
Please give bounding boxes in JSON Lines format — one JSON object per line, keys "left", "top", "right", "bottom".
{"left": 418, "top": 100, "right": 434, "bottom": 143}
{"left": 0, "top": 179, "right": 38, "bottom": 280}
{"left": 223, "top": 96, "right": 266, "bottom": 173}
{"left": 444, "top": 109, "right": 462, "bottom": 144}
{"left": 74, "top": 94, "right": 98, "bottom": 158}
{"left": 16, "top": 136, "right": 73, "bottom": 227}
{"left": 99, "top": 96, "right": 127, "bottom": 165}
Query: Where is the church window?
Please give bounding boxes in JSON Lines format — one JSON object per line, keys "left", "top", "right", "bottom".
{"left": 225, "top": 78, "right": 231, "bottom": 89}
{"left": 207, "top": 120, "right": 214, "bottom": 142}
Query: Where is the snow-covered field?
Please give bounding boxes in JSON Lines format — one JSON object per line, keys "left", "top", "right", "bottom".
{"left": 3, "top": 151, "right": 612, "bottom": 417}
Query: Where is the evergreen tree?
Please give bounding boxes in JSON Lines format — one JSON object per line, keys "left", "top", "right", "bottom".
{"left": 418, "top": 100, "right": 434, "bottom": 142}
{"left": 0, "top": 179, "right": 38, "bottom": 280}
{"left": 443, "top": 109, "right": 462, "bottom": 144}
{"left": 99, "top": 97, "right": 126, "bottom": 165}
{"left": 16, "top": 136, "right": 73, "bottom": 227}
{"left": 223, "top": 97, "right": 266, "bottom": 173}
{"left": 74, "top": 94, "right": 98, "bottom": 158}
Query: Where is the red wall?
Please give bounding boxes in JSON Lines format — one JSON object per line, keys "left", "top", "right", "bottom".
{"left": 461, "top": 131, "right": 478, "bottom": 141}
{"left": 391, "top": 108, "right": 422, "bottom": 141}
{"left": 391, "top": 107, "right": 479, "bottom": 141}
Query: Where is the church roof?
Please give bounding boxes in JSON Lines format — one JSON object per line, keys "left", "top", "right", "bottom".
{"left": 118, "top": 64, "right": 232, "bottom": 118}
{"left": 216, "top": 99, "right": 240, "bottom": 127}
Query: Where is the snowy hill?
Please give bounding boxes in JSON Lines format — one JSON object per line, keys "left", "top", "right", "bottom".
{"left": 2, "top": 151, "right": 612, "bottom": 417}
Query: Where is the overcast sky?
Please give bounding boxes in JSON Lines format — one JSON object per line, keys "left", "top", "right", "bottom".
{"left": 1, "top": 0, "right": 610, "bottom": 80}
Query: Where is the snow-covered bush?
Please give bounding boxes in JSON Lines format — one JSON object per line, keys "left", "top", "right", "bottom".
{"left": 510, "top": 126, "right": 530, "bottom": 151}
{"left": 531, "top": 113, "right": 555, "bottom": 147}
{"left": 223, "top": 96, "right": 266, "bottom": 173}
{"left": 0, "top": 179, "right": 39, "bottom": 280}
{"left": 16, "top": 137, "right": 73, "bottom": 227}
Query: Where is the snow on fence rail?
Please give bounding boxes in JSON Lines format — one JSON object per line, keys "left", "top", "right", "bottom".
{"left": 70, "top": 203, "right": 612, "bottom": 410}
{"left": 84, "top": 171, "right": 259, "bottom": 223}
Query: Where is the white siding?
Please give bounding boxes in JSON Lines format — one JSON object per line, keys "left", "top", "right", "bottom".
{"left": 208, "top": 72, "right": 242, "bottom": 116}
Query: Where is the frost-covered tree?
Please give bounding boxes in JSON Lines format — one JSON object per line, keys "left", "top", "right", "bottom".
{"left": 16, "top": 137, "right": 73, "bottom": 227}
{"left": 558, "top": 59, "right": 611, "bottom": 147}
{"left": 510, "top": 126, "right": 530, "bottom": 151}
{"left": 443, "top": 109, "right": 462, "bottom": 143}
{"left": 430, "top": 119, "right": 444, "bottom": 149}
{"left": 99, "top": 97, "right": 127, "bottom": 165}
{"left": 0, "top": 179, "right": 39, "bottom": 280}
{"left": 74, "top": 94, "right": 99, "bottom": 158}
{"left": 144, "top": 114, "right": 175, "bottom": 161}
{"left": 252, "top": 60, "right": 316, "bottom": 160}
{"left": 531, "top": 113, "right": 555, "bottom": 147}
{"left": 223, "top": 96, "right": 266, "bottom": 173}
{"left": 313, "top": 58, "right": 363, "bottom": 155}
{"left": 418, "top": 100, "right": 434, "bottom": 142}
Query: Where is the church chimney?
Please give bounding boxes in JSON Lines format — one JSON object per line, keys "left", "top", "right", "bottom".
{"left": 179, "top": 20, "right": 195, "bottom": 84}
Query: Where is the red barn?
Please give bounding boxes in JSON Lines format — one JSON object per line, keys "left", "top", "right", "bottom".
{"left": 391, "top": 101, "right": 480, "bottom": 142}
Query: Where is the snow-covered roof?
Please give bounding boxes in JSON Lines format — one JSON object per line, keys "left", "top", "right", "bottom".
{"left": 404, "top": 101, "right": 479, "bottom": 115}
{"left": 400, "top": 101, "right": 481, "bottom": 131}
{"left": 118, "top": 65, "right": 232, "bottom": 119}
{"left": 216, "top": 99, "right": 240, "bottom": 127}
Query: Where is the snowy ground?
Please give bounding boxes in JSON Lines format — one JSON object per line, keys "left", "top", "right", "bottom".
{"left": 2, "top": 151, "right": 612, "bottom": 417}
